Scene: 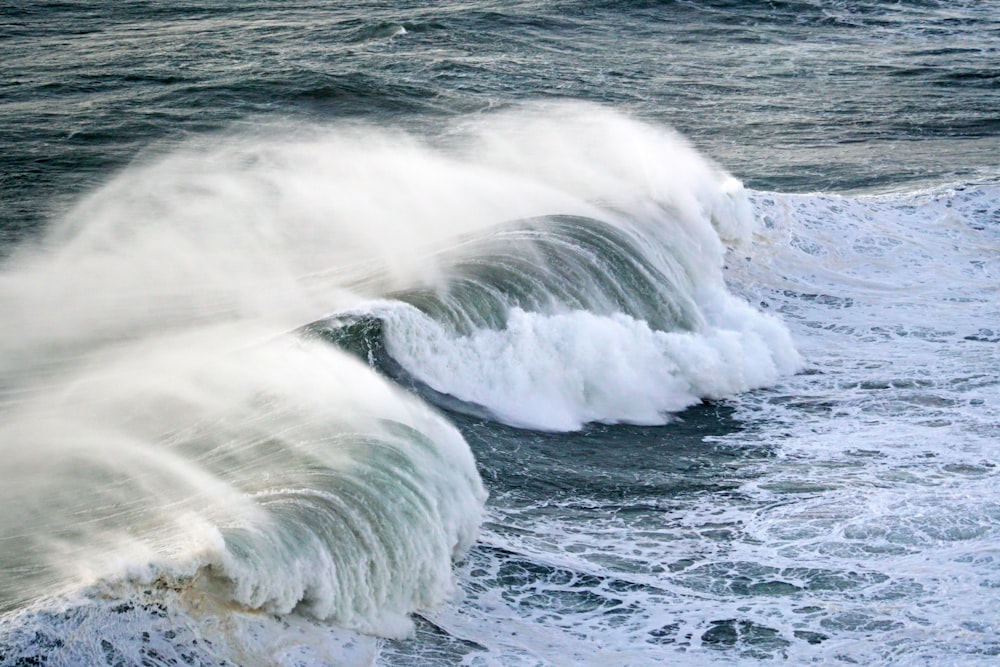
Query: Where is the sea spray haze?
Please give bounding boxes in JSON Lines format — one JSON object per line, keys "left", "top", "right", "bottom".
{"left": 0, "top": 104, "right": 795, "bottom": 662}
{"left": 2, "top": 1, "right": 999, "bottom": 665}
{"left": 367, "top": 106, "right": 801, "bottom": 429}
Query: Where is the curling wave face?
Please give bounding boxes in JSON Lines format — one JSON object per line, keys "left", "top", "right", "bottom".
{"left": 0, "top": 103, "right": 798, "bottom": 656}
{"left": 316, "top": 105, "right": 803, "bottom": 429}
{"left": 0, "top": 330, "right": 486, "bottom": 638}
{"left": 369, "top": 210, "right": 802, "bottom": 430}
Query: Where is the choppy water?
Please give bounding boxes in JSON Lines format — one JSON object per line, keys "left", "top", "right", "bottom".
{"left": 1, "top": 1, "right": 998, "bottom": 665}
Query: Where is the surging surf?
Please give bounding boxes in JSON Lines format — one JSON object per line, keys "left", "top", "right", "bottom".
{"left": 1, "top": 102, "right": 801, "bottom": 663}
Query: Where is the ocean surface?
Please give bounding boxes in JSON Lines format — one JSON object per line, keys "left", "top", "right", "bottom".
{"left": 1, "top": 1, "right": 998, "bottom": 665}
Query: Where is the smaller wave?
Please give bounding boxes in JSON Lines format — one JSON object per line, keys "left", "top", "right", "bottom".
{"left": 346, "top": 22, "right": 408, "bottom": 43}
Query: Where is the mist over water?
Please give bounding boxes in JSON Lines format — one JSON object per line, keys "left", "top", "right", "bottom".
{"left": 2, "top": 1, "right": 999, "bottom": 665}
{"left": 0, "top": 102, "right": 798, "bottom": 661}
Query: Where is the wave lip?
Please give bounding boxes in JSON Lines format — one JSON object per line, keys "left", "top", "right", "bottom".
{"left": 360, "top": 104, "right": 803, "bottom": 430}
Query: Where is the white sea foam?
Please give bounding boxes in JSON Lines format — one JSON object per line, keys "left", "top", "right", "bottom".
{"left": 0, "top": 583, "right": 380, "bottom": 667}
{"left": 381, "top": 301, "right": 799, "bottom": 431}
{"left": 368, "top": 104, "right": 802, "bottom": 430}
{"left": 406, "top": 179, "right": 1000, "bottom": 665}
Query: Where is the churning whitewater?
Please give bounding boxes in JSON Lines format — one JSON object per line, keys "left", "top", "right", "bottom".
{"left": 2, "top": 1, "right": 999, "bottom": 664}
{"left": 324, "top": 107, "right": 802, "bottom": 430}
{"left": 0, "top": 105, "right": 800, "bottom": 664}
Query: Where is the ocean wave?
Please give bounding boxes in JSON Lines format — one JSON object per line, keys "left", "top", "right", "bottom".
{"left": 307, "top": 104, "right": 803, "bottom": 430}
{"left": 0, "top": 102, "right": 801, "bottom": 658}
{"left": 0, "top": 331, "right": 485, "bottom": 641}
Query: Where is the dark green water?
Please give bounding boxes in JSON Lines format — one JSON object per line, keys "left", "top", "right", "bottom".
{"left": 4, "top": 1, "right": 998, "bottom": 247}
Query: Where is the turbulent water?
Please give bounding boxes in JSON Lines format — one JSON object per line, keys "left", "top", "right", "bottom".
{"left": 1, "top": 1, "right": 998, "bottom": 665}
